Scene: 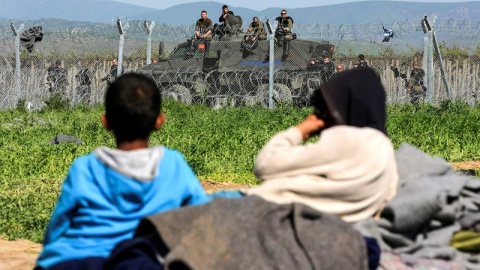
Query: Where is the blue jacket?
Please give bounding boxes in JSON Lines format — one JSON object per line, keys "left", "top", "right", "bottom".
{"left": 36, "top": 146, "right": 209, "bottom": 268}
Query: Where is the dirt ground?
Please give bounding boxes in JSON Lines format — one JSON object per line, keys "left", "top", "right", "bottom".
{"left": 451, "top": 161, "right": 480, "bottom": 172}
{"left": 1, "top": 163, "right": 478, "bottom": 270}
{"left": 0, "top": 237, "right": 42, "bottom": 270}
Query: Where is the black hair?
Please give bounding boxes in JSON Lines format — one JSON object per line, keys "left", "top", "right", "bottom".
{"left": 201, "top": 10, "right": 207, "bottom": 14}
{"left": 105, "top": 73, "right": 161, "bottom": 143}
{"left": 222, "top": 5, "right": 228, "bottom": 9}
{"left": 358, "top": 54, "right": 365, "bottom": 60}
{"left": 281, "top": 9, "right": 287, "bottom": 13}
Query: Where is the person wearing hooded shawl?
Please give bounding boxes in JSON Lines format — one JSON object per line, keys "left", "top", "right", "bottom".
{"left": 245, "top": 67, "right": 399, "bottom": 223}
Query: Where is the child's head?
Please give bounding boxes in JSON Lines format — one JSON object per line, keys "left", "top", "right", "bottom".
{"left": 103, "top": 73, "right": 163, "bottom": 144}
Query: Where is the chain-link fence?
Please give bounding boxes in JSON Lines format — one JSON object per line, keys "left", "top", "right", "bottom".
{"left": 0, "top": 16, "right": 479, "bottom": 110}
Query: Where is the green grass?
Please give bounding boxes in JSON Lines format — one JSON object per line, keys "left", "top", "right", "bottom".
{"left": 1, "top": 100, "right": 479, "bottom": 242}
{"left": 387, "top": 101, "right": 480, "bottom": 161}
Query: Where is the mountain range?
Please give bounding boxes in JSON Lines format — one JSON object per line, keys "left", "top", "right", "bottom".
{"left": 1, "top": 0, "right": 479, "bottom": 25}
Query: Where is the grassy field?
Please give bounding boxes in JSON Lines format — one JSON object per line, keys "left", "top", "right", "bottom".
{"left": 1, "top": 100, "right": 480, "bottom": 242}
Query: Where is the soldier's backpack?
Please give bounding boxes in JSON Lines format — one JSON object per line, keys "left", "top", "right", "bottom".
{"left": 225, "top": 15, "right": 243, "bottom": 34}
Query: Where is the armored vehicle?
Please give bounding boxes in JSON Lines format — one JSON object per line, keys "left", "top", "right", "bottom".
{"left": 138, "top": 34, "right": 334, "bottom": 107}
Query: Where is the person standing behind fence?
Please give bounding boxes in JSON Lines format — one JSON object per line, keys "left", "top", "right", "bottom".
{"left": 336, "top": 64, "right": 344, "bottom": 73}
{"left": 75, "top": 62, "right": 92, "bottom": 103}
{"left": 101, "top": 59, "right": 122, "bottom": 85}
{"left": 47, "top": 60, "right": 68, "bottom": 94}
{"left": 357, "top": 54, "right": 368, "bottom": 68}
{"left": 195, "top": 10, "right": 213, "bottom": 39}
{"left": 34, "top": 73, "right": 209, "bottom": 270}
{"left": 408, "top": 61, "right": 426, "bottom": 103}
{"left": 319, "top": 54, "right": 335, "bottom": 83}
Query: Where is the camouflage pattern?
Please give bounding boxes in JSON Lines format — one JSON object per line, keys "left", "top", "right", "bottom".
{"left": 408, "top": 67, "right": 426, "bottom": 103}
{"left": 275, "top": 16, "right": 294, "bottom": 40}
{"left": 47, "top": 65, "right": 68, "bottom": 94}
{"left": 246, "top": 21, "right": 267, "bottom": 40}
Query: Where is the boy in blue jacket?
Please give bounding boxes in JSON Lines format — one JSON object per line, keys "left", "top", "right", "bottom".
{"left": 36, "top": 73, "right": 209, "bottom": 269}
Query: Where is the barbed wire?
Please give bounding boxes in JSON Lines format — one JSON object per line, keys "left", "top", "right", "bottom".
{"left": 1, "top": 17, "right": 479, "bottom": 41}
{"left": 0, "top": 16, "right": 478, "bottom": 110}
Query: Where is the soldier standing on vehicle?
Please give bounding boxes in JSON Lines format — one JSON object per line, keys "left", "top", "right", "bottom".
{"left": 275, "top": 10, "right": 294, "bottom": 61}
{"left": 408, "top": 61, "right": 426, "bottom": 103}
{"left": 245, "top": 17, "right": 267, "bottom": 42}
{"left": 195, "top": 10, "right": 213, "bottom": 39}
{"left": 47, "top": 60, "right": 68, "bottom": 94}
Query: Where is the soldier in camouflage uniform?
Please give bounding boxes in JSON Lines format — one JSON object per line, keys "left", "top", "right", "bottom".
{"left": 47, "top": 60, "right": 68, "bottom": 94}
{"left": 76, "top": 60, "right": 92, "bottom": 103}
{"left": 319, "top": 55, "right": 335, "bottom": 83}
{"left": 245, "top": 17, "right": 267, "bottom": 41}
{"left": 275, "top": 10, "right": 294, "bottom": 61}
{"left": 101, "top": 59, "right": 123, "bottom": 86}
{"left": 357, "top": 54, "right": 369, "bottom": 68}
{"left": 408, "top": 61, "right": 426, "bottom": 103}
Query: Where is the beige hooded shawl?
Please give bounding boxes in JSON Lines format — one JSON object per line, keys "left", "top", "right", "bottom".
{"left": 246, "top": 68, "right": 399, "bottom": 223}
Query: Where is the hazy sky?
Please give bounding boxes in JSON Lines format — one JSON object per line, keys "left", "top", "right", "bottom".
{"left": 113, "top": 0, "right": 480, "bottom": 10}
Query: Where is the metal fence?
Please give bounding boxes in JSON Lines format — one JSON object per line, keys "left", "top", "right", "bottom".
{"left": 0, "top": 16, "right": 479, "bottom": 110}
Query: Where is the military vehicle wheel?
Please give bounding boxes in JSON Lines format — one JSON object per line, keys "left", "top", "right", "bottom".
{"left": 254, "top": 84, "right": 292, "bottom": 108}
{"left": 164, "top": 84, "right": 192, "bottom": 104}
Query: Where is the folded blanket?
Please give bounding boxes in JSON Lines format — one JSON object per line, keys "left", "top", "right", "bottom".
{"left": 135, "top": 196, "right": 368, "bottom": 270}
{"left": 355, "top": 143, "right": 480, "bottom": 269}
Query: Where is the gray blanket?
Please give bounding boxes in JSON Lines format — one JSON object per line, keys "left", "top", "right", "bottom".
{"left": 135, "top": 196, "right": 368, "bottom": 270}
{"left": 355, "top": 143, "right": 480, "bottom": 269}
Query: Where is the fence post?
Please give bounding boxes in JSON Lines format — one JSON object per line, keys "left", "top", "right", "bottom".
{"left": 143, "top": 21, "right": 155, "bottom": 65}
{"left": 266, "top": 20, "right": 275, "bottom": 109}
{"left": 116, "top": 19, "right": 124, "bottom": 76}
{"left": 422, "top": 17, "right": 434, "bottom": 103}
{"left": 10, "top": 23, "right": 24, "bottom": 106}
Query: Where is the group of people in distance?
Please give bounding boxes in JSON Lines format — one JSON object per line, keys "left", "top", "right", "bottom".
{"left": 46, "top": 58, "right": 123, "bottom": 104}
{"left": 308, "top": 53, "right": 369, "bottom": 86}
{"left": 35, "top": 64, "right": 398, "bottom": 269}
{"left": 194, "top": 6, "right": 297, "bottom": 61}
{"left": 316, "top": 53, "right": 426, "bottom": 103}
{"left": 194, "top": 6, "right": 292, "bottom": 44}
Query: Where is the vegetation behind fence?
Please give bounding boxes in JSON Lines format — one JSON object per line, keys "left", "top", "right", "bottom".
{"left": 0, "top": 17, "right": 479, "bottom": 110}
